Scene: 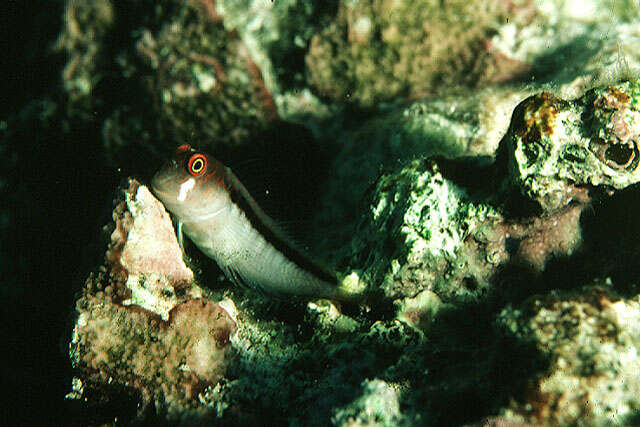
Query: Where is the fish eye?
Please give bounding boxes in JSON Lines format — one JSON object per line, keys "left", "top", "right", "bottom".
{"left": 188, "top": 154, "right": 207, "bottom": 176}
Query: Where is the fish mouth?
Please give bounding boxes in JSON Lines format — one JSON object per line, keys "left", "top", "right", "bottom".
{"left": 150, "top": 171, "right": 177, "bottom": 201}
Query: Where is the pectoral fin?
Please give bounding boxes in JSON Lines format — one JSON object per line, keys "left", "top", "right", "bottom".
{"left": 176, "top": 219, "right": 184, "bottom": 251}
{"left": 219, "top": 264, "right": 269, "bottom": 296}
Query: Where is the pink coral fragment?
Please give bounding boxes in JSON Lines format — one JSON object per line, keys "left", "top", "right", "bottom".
{"left": 68, "top": 178, "right": 237, "bottom": 421}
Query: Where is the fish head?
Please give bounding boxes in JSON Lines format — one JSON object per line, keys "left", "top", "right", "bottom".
{"left": 151, "top": 144, "right": 230, "bottom": 220}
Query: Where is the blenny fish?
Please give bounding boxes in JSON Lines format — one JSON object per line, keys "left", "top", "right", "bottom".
{"left": 151, "top": 144, "right": 345, "bottom": 300}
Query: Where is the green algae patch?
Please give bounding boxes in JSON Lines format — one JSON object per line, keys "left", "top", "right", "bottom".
{"left": 203, "top": 294, "right": 426, "bottom": 425}
{"left": 351, "top": 159, "right": 500, "bottom": 301}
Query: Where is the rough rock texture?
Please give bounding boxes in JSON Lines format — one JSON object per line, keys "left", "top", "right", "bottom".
{"left": 348, "top": 159, "right": 499, "bottom": 301}
{"left": 56, "top": 0, "right": 278, "bottom": 165}
{"left": 67, "top": 179, "right": 236, "bottom": 423}
{"left": 498, "top": 283, "right": 640, "bottom": 426}
{"left": 332, "top": 379, "right": 404, "bottom": 426}
{"left": 505, "top": 81, "right": 640, "bottom": 211}
{"left": 489, "top": 0, "right": 640, "bottom": 98}
{"left": 345, "top": 157, "right": 585, "bottom": 303}
{"left": 213, "top": 0, "right": 331, "bottom": 100}
{"left": 67, "top": 81, "right": 640, "bottom": 424}
{"left": 310, "top": 88, "right": 534, "bottom": 272}
{"left": 310, "top": 0, "right": 640, "bottom": 254}
{"left": 306, "top": 0, "right": 509, "bottom": 107}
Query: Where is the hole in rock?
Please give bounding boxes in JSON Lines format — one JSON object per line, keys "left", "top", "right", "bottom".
{"left": 605, "top": 143, "right": 634, "bottom": 167}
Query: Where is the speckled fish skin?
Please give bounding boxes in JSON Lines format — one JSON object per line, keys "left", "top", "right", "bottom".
{"left": 151, "top": 145, "right": 340, "bottom": 299}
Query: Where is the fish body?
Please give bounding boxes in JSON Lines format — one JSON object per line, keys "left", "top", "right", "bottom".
{"left": 151, "top": 144, "right": 340, "bottom": 299}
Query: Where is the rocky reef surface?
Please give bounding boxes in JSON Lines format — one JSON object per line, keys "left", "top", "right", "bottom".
{"left": 68, "top": 180, "right": 237, "bottom": 423}
{"left": 6, "top": 0, "right": 640, "bottom": 425}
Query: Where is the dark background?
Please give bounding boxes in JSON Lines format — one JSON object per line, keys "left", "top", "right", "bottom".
{"left": 1, "top": 1, "right": 115, "bottom": 423}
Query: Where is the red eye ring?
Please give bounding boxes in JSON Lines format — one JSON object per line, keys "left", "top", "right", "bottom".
{"left": 176, "top": 144, "right": 192, "bottom": 154}
{"left": 188, "top": 154, "right": 207, "bottom": 176}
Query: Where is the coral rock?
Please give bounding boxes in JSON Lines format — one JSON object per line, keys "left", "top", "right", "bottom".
{"left": 306, "top": 0, "right": 509, "bottom": 107}
{"left": 68, "top": 179, "right": 236, "bottom": 423}
{"left": 114, "top": 181, "right": 193, "bottom": 284}
{"left": 56, "top": 0, "right": 277, "bottom": 164}
{"left": 498, "top": 282, "right": 640, "bottom": 425}
{"left": 349, "top": 157, "right": 585, "bottom": 304}
{"left": 505, "top": 81, "right": 640, "bottom": 211}
{"left": 349, "top": 159, "right": 500, "bottom": 301}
